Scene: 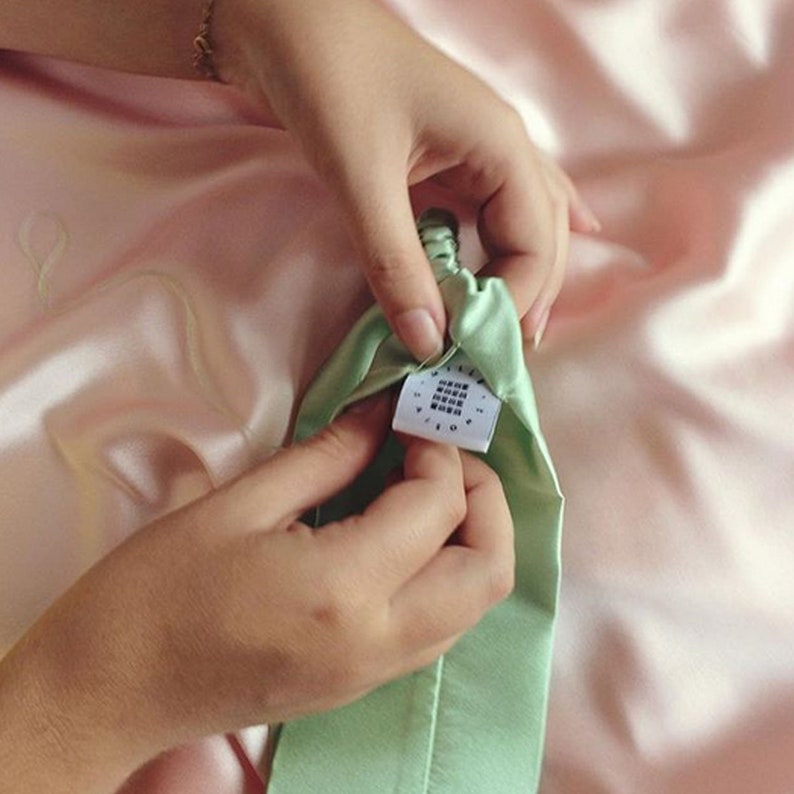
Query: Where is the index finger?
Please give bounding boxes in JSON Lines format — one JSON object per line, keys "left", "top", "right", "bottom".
{"left": 432, "top": 119, "right": 565, "bottom": 325}
{"left": 322, "top": 436, "right": 467, "bottom": 589}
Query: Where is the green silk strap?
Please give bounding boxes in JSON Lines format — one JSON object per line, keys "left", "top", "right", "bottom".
{"left": 268, "top": 210, "right": 563, "bottom": 793}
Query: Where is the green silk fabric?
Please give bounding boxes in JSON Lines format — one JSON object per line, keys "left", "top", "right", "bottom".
{"left": 268, "top": 211, "right": 563, "bottom": 793}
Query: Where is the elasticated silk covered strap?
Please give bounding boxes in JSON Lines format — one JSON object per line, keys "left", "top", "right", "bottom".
{"left": 268, "top": 211, "right": 563, "bottom": 793}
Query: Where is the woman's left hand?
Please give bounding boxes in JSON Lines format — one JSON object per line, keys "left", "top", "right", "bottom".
{"left": 213, "top": 0, "right": 600, "bottom": 355}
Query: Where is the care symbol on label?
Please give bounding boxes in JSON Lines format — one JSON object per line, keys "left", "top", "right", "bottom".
{"left": 391, "top": 356, "right": 502, "bottom": 453}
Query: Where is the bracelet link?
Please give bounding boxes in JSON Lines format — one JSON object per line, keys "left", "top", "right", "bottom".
{"left": 192, "top": 0, "right": 220, "bottom": 80}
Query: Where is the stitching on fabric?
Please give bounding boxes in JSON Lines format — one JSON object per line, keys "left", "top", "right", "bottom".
{"left": 420, "top": 654, "right": 445, "bottom": 794}
{"left": 18, "top": 211, "right": 69, "bottom": 308}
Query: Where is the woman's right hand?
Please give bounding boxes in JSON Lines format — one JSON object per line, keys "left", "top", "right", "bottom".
{"left": 0, "top": 394, "right": 514, "bottom": 794}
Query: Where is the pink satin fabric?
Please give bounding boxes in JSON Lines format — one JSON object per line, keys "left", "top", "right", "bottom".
{"left": 2, "top": 1, "right": 793, "bottom": 792}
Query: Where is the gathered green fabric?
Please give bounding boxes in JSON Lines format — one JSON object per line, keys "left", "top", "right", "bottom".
{"left": 268, "top": 210, "right": 563, "bottom": 793}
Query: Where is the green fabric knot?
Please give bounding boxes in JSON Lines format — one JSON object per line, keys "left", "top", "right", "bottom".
{"left": 416, "top": 208, "right": 461, "bottom": 282}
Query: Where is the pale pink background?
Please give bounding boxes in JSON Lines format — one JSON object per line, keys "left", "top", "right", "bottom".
{"left": 1, "top": 1, "right": 793, "bottom": 791}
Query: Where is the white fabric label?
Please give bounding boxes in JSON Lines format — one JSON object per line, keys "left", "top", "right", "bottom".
{"left": 392, "top": 357, "right": 502, "bottom": 453}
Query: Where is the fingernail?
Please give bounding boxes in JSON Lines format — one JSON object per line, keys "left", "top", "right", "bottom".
{"left": 533, "top": 307, "right": 551, "bottom": 351}
{"left": 395, "top": 308, "right": 444, "bottom": 361}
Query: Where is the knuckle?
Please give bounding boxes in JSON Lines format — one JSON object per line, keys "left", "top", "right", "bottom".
{"left": 444, "top": 484, "right": 467, "bottom": 528}
{"left": 366, "top": 248, "right": 417, "bottom": 290}
{"left": 310, "top": 573, "right": 359, "bottom": 630}
{"left": 311, "top": 423, "right": 357, "bottom": 468}
{"left": 309, "top": 580, "right": 384, "bottom": 694}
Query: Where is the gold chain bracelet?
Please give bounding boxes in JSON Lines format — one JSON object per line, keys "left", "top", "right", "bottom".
{"left": 192, "top": 0, "right": 220, "bottom": 80}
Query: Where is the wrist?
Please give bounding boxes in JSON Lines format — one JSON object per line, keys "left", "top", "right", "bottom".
{"left": 210, "top": 0, "right": 275, "bottom": 90}
{"left": 210, "top": 0, "right": 347, "bottom": 91}
{"left": 0, "top": 616, "right": 144, "bottom": 793}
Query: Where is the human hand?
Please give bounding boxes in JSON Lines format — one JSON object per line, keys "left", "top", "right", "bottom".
{"left": 213, "top": 0, "right": 600, "bottom": 356}
{"left": 0, "top": 0, "right": 597, "bottom": 354}
{"left": 0, "top": 395, "right": 513, "bottom": 793}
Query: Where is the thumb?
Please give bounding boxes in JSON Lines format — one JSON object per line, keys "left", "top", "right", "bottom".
{"left": 237, "top": 394, "right": 393, "bottom": 526}
{"left": 339, "top": 164, "right": 447, "bottom": 361}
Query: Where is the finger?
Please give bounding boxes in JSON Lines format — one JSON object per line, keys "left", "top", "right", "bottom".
{"left": 538, "top": 153, "right": 601, "bottom": 235}
{"left": 521, "top": 169, "right": 570, "bottom": 343}
{"left": 389, "top": 452, "right": 514, "bottom": 650}
{"left": 333, "top": 156, "right": 447, "bottom": 362}
{"left": 325, "top": 437, "right": 467, "bottom": 586}
{"left": 455, "top": 452, "right": 514, "bottom": 566}
{"left": 226, "top": 394, "right": 392, "bottom": 530}
{"left": 477, "top": 161, "right": 568, "bottom": 324}
{"left": 433, "top": 140, "right": 561, "bottom": 321}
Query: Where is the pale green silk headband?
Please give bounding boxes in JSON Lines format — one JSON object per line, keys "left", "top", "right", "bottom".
{"left": 268, "top": 210, "right": 563, "bottom": 793}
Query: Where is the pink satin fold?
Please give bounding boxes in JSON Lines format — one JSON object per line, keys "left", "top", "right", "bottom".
{"left": 2, "top": 0, "right": 793, "bottom": 791}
